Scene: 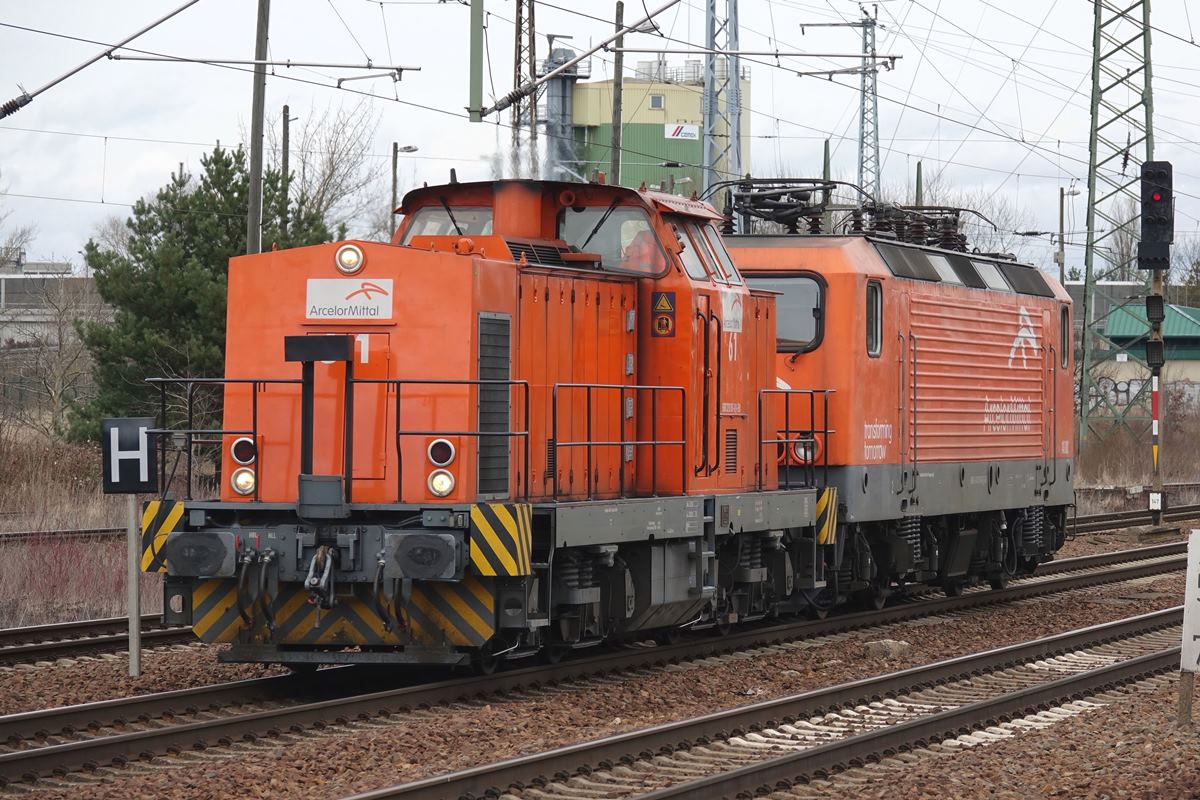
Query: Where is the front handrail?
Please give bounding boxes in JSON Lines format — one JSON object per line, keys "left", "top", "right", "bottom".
{"left": 145, "top": 377, "right": 302, "bottom": 501}
{"left": 353, "top": 378, "right": 531, "bottom": 502}
{"left": 757, "top": 388, "right": 836, "bottom": 492}
{"left": 551, "top": 382, "right": 686, "bottom": 500}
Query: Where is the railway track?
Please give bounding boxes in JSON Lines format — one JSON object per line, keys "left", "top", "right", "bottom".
{"left": 0, "top": 528, "right": 122, "bottom": 545}
{"left": 356, "top": 608, "right": 1182, "bottom": 800}
{"left": 0, "top": 543, "right": 1184, "bottom": 789}
{"left": 0, "top": 502, "right": 1193, "bottom": 547}
{"left": 0, "top": 615, "right": 192, "bottom": 667}
{"left": 1069, "top": 502, "right": 1200, "bottom": 534}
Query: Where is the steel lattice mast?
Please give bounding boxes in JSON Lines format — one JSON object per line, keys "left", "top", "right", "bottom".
{"left": 1078, "top": 0, "right": 1155, "bottom": 443}
{"left": 857, "top": 5, "right": 880, "bottom": 204}
{"left": 702, "top": 0, "right": 740, "bottom": 194}
{"left": 511, "top": 0, "right": 539, "bottom": 178}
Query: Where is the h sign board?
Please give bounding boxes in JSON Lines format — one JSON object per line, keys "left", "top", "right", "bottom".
{"left": 101, "top": 417, "right": 158, "bottom": 494}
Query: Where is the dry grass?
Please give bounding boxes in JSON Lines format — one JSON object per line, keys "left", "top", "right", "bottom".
{"left": 0, "top": 421, "right": 161, "bottom": 627}
{"left": 0, "top": 538, "right": 161, "bottom": 628}
{"left": 0, "top": 422, "right": 123, "bottom": 532}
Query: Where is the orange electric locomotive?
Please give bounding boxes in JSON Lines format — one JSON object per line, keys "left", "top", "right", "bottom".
{"left": 722, "top": 179, "right": 1073, "bottom": 609}
{"left": 141, "top": 178, "right": 838, "bottom": 670}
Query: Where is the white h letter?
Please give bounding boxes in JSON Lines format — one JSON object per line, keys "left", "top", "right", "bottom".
{"left": 110, "top": 425, "right": 149, "bottom": 483}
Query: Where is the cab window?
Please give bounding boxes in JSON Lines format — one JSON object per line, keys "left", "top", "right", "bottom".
{"left": 1060, "top": 306, "right": 1070, "bottom": 368}
{"left": 867, "top": 281, "right": 882, "bottom": 357}
{"left": 671, "top": 221, "right": 710, "bottom": 280}
{"left": 688, "top": 223, "right": 730, "bottom": 283}
{"left": 701, "top": 225, "right": 744, "bottom": 284}
{"left": 746, "top": 274, "right": 823, "bottom": 352}
{"left": 400, "top": 206, "right": 493, "bottom": 243}
{"left": 557, "top": 205, "right": 667, "bottom": 276}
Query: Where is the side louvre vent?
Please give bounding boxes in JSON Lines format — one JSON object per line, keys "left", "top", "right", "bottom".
{"left": 478, "top": 314, "right": 511, "bottom": 496}
{"left": 724, "top": 429, "right": 738, "bottom": 474}
{"left": 506, "top": 239, "right": 569, "bottom": 266}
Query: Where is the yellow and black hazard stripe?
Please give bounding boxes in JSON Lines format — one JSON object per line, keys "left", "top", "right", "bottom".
{"left": 407, "top": 576, "right": 496, "bottom": 647}
{"left": 469, "top": 503, "right": 533, "bottom": 577}
{"left": 190, "top": 578, "right": 241, "bottom": 643}
{"left": 270, "top": 586, "right": 405, "bottom": 647}
{"left": 816, "top": 487, "right": 839, "bottom": 546}
{"left": 141, "top": 499, "right": 185, "bottom": 573}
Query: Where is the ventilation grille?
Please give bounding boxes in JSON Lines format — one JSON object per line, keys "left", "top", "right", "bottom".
{"left": 506, "top": 239, "right": 569, "bottom": 266}
{"left": 724, "top": 429, "right": 738, "bottom": 474}
{"left": 478, "top": 315, "right": 511, "bottom": 496}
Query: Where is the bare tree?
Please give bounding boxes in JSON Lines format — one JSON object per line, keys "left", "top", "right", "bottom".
{"left": 0, "top": 274, "right": 107, "bottom": 438}
{"left": 92, "top": 215, "right": 132, "bottom": 260}
{"left": 1101, "top": 196, "right": 1139, "bottom": 281}
{"left": 0, "top": 169, "right": 36, "bottom": 264}
{"left": 266, "top": 99, "right": 384, "bottom": 236}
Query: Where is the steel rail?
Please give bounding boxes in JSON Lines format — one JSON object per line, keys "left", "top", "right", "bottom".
{"left": 0, "top": 548, "right": 1184, "bottom": 786}
{"left": 353, "top": 608, "right": 1182, "bottom": 800}
{"left": 634, "top": 651, "right": 1179, "bottom": 799}
{"left": 3, "top": 502, "right": 1195, "bottom": 546}
{"left": 0, "top": 615, "right": 191, "bottom": 664}
{"left": 0, "top": 528, "right": 123, "bottom": 544}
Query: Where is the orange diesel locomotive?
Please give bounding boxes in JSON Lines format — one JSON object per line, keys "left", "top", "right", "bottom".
{"left": 724, "top": 180, "right": 1073, "bottom": 609}
{"left": 141, "top": 179, "right": 838, "bottom": 670}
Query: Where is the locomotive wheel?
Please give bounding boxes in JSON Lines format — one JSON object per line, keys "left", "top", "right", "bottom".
{"left": 540, "top": 645, "right": 566, "bottom": 665}
{"left": 655, "top": 628, "right": 683, "bottom": 646}
{"left": 715, "top": 619, "right": 733, "bottom": 636}
{"left": 860, "top": 583, "right": 888, "bottom": 611}
{"left": 943, "top": 580, "right": 964, "bottom": 598}
{"left": 473, "top": 643, "right": 501, "bottom": 675}
{"left": 989, "top": 576, "right": 1009, "bottom": 590}
{"left": 803, "top": 587, "right": 835, "bottom": 619}
{"left": 286, "top": 663, "right": 318, "bottom": 676}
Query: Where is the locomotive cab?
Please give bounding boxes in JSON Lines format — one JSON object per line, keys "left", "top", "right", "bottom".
{"left": 725, "top": 182, "right": 1073, "bottom": 606}
{"left": 140, "top": 179, "right": 836, "bottom": 669}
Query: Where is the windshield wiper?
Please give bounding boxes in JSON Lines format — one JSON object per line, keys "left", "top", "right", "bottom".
{"left": 578, "top": 198, "right": 620, "bottom": 251}
{"left": 439, "top": 197, "right": 465, "bottom": 236}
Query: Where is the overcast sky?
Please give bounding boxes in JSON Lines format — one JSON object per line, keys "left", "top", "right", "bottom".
{"left": 2, "top": 0, "right": 1199, "bottom": 275}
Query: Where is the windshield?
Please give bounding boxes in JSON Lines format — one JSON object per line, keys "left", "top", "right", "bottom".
{"left": 557, "top": 205, "right": 667, "bottom": 275}
{"left": 400, "top": 206, "right": 494, "bottom": 243}
{"left": 746, "top": 275, "right": 823, "bottom": 351}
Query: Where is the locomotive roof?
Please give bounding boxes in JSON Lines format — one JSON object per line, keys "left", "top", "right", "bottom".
{"left": 730, "top": 234, "right": 1063, "bottom": 300}
{"left": 399, "top": 178, "right": 723, "bottom": 221}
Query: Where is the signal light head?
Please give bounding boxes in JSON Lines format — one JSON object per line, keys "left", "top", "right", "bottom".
{"left": 1152, "top": 192, "right": 1163, "bottom": 202}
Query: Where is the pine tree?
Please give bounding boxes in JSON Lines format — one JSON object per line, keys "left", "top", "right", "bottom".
{"left": 69, "top": 146, "right": 332, "bottom": 441}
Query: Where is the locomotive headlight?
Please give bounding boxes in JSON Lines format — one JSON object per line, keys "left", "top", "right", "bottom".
{"left": 427, "top": 469, "right": 455, "bottom": 497}
{"left": 335, "top": 244, "right": 365, "bottom": 274}
{"left": 231, "top": 467, "right": 257, "bottom": 496}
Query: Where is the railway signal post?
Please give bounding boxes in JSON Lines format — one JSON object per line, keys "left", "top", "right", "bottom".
{"left": 101, "top": 417, "right": 158, "bottom": 677}
{"left": 1138, "top": 161, "right": 1173, "bottom": 525}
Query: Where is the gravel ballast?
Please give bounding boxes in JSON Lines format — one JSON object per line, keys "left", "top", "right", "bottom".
{"left": 810, "top": 676, "right": 1200, "bottom": 800}
{"left": 13, "top": 572, "right": 1186, "bottom": 799}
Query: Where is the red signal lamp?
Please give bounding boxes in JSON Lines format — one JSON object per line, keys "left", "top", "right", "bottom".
{"left": 1152, "top": 192, "right": 1163, "bottom": 202}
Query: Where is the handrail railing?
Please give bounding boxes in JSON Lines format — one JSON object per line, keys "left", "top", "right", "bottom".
{"left": 145, "top": 377, "right": 301, "bottom": 501}
{"left": 353, "top": 378, "right": 530, "bottom": 502}
{"left": 551, "top": 382, "right": 686, "bottom": 500}
{"left": 757, "top": 388, "right": 836, "bottom": 491}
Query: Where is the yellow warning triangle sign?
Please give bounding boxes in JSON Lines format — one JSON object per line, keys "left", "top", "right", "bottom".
{"left": 654, "top": 294, "right": 674, "bottom": 312}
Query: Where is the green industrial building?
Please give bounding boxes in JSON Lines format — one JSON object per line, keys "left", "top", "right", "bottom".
{"left": 570, "top": 61, "right": 751, "bottom": 194}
